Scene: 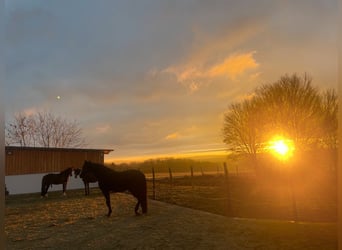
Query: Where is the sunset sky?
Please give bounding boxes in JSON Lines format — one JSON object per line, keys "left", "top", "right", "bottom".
{"left": 5, "top": 1, "right": 337, "bottom": 163}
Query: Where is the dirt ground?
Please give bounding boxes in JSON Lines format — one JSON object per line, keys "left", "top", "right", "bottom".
{"left": 5, "top": 190, "right": 336, "bottom": 250}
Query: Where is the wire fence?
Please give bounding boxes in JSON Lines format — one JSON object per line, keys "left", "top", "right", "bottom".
{"left": 145, "top": 163, "right": 337, "bottom": 222}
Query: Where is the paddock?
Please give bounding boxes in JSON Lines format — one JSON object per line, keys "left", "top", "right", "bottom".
{"left": 5, "top": 190, "right": 336, "bottom": 250}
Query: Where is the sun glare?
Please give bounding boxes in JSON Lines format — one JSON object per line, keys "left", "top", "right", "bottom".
{"left": 273, "top": 140, "right": 289, "bottom": 155}
{"left": 269, "top": 137, "right": 295, "bottom": 160}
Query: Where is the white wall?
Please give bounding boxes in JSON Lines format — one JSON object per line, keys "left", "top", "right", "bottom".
{"left": 5, "top": 173, "right": 98, "bottom": 195}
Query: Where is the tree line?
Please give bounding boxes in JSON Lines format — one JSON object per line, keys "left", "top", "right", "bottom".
{"left": 110, "top": 158, "right": 219, "bottom": 174}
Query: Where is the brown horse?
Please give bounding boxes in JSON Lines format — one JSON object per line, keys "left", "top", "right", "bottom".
{"left": 80, "top": 161, "right": 147, "bottom": 217}
{"left": 74, "top": 168, "right": 98, "bottom": 195}
{"left": 41, "top": 167, "right": 73, "bottom": 197}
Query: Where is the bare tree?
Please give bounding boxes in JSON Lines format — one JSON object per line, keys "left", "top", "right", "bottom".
{"left": 254, "top": 73, "right": 323, "bottom": 150}
{"left": 6, "top": 111, "right": 86, "bottom": 148}
{"left": 222, "top": 73, "right": 338, "bottom": 172}
{"left": 222, "top": 98, "right": 263, "bottom": 173}
{"left": 223, "top": 99, "right": 260, "bottom": 154}
{"left": 320, "top": 89, "right": 338, "bottom": 149}
{"left": 5, "top": 113, "right": 36, "bottom": 146}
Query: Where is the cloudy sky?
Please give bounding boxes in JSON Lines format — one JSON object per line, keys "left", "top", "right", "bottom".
{"left": 5, "top": 0, "right": 337, "bottom": 163}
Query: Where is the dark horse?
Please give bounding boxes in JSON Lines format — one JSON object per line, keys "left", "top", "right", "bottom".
{"left": 74, "top": 168, "right": 98, "bottom": 195}
{"left": 80, "top": 160, "right": 147, "bottom": 217}
{"left": 41, "top": 167, "right": 73, "bottom": 197}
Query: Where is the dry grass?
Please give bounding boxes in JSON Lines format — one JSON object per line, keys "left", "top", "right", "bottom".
{"left": 5, "top": 188, "right": 337, "bottom": 250}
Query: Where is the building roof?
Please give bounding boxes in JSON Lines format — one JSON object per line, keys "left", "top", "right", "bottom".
{"left": 5, "top": 146, "right": 114, "bottom": 155}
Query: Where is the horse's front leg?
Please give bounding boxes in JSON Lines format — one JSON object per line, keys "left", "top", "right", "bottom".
{"left": 83, "top": 181, "right": 87, "bottom": 195}
{"left": 86, "top": 182, "right": 89, "bottom": 195}
{"left": 62, "top": 182, "right": 67, "bottom": 196}
{"left": 101, "top": 189, "right": 112, "bottom": 217}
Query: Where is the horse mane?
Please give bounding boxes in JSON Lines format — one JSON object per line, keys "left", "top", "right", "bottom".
{"left": 85, "top": 161, "right": 115, "bottom": 175}
{"left": 61, "top": 167, "right": 72, "bottom": 174}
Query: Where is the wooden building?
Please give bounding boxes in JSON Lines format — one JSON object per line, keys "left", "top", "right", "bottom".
{"left": 5, "top": 146, "right": 113, "bottom": 175}
{"left": 5, "top": 146, "right": 113, "bottom": 194}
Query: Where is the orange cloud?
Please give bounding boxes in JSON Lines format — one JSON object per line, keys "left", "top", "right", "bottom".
{"left": 156, "top": 21, "right": 265, "bottom": 93}
{"left": 161, "top": 51, "right": 259, "bottom": 93}
{"left": 165, "top": 132, "right": 181, "bottom": 140}
{"left": 208, "top": 52, "right": 259, "bottom": 80}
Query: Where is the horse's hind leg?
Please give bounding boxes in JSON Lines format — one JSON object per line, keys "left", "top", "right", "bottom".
{"left": 141, "top": 197, "right": 147, "bottom": 214}
{"left": 132, "top": 190, "right": 146, "bottom": 215}
{"left": 41, "top": 182, "right": 45, "bottom": 197}
{"left": 41, "top": 178, "right": 49, "bottom": 197}
{"left": 135, "top": 200, "right": 141, "bottom": 216}
{"left": 43, "top": 184, "right": 49, "bottom": 197}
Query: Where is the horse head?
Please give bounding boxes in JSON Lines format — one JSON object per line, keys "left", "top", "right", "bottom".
{"left": 80, "top": 160, "right": 92, "bottom": 179}
{"left": 61, "top": 167, "right": 73, "bottom": 177}
{"left": 74, "top": 168, "right": 81, "bottom": 178}
{"left": 68, "top": 167, "right": 73, "bottom": 177}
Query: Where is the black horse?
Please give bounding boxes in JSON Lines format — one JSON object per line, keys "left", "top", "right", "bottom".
{"left": 74, "top": 168, "right": 98, "bottom": 195}
{"left": 80, "top": 160, "right": 147, "bottom": 217}
{"left": 41, "top": 167, "right": 73, "bottom": 197}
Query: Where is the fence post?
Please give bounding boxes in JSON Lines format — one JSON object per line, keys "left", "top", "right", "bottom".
{"left": 190, "top": 165, "right": 194, "bottom": 190}
{"left": 168, "top": 167, "right": 173, "bottom": 200}
{"left": 223, "top": 162, "right": 232, "bottom": 216}
{"left": 168, "top": 168, "right": 173, "bottom": 185}
{"left": 152, "top": 167, "right": 156, "bottom": 200}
